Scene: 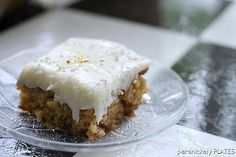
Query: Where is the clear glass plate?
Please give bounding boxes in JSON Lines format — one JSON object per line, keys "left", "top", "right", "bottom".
{"left": 0, "top": 48, "right": 188, "bottom": 152}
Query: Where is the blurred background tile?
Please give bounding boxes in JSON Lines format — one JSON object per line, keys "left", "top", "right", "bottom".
{"left": 0, "top": 10, "right": 196, "bottom": 67}
{"left": 0, "top": 0, "right": 230, "bottom": 36}
{"left": 71, "top": 0, "right": 230, "bottom": 35}
{"left": 0, "top": 0, "right": 44, "bottom": 32}
{"left": 173, "top": 43, "right": 236, "bottom": 141}
{"left": 201, "top": 2, "right": 236, "bottom": 49}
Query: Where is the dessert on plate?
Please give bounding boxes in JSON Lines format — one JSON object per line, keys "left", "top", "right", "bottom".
{"left": 17, "top": 38, "right": 150, "bottom": 140}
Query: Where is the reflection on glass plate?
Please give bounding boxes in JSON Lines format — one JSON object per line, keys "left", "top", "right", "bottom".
{"left": 0, "top": 48, "right": 188, "bottom": 152}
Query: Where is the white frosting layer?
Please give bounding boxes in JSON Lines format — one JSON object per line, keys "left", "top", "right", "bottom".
{"left": 17, "top": 38, "right": 150, "bottom": 122}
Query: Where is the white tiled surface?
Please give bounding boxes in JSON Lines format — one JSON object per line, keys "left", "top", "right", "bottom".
{"left": 0, "top": 9, "right": 196, "bottom": 67}
{"left": 0, "top": 9, "right": 235, "bottom": 157}
{"left": 201, "top": 2, "right": 236, "bottom": 49}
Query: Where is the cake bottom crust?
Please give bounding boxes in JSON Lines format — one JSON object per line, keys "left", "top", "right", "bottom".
{"left": 17, "top": 76, "right": 148, "bottom": 140}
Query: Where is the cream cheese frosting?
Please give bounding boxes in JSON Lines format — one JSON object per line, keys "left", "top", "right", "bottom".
{"left": 17, "top": 38, "right": 150, "bottom": 122}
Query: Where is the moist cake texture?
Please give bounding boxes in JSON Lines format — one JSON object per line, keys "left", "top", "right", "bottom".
{"left": 17, "top": 38, "right": 150, "bottom": 140}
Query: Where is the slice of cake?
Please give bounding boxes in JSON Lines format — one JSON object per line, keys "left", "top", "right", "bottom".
{"left": 17, "top": 38, "right": 150, "bottom": 140}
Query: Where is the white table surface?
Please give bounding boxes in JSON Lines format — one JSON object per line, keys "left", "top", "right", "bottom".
{"left": 0, "top": 9, "right": 235, "bottom": 157}
{"left": 0, "top": 9, "right": 196, "bottom": 67}
{"left": 74, "top": 125, "right": 236, "bottom": 157}
{"left": 201, "top": 2, "right": 236, "bottom": 49}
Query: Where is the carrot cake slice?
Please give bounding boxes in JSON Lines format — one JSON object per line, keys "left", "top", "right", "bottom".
{"left": 17, "top": 38, "right": 150, "bottom": 140}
